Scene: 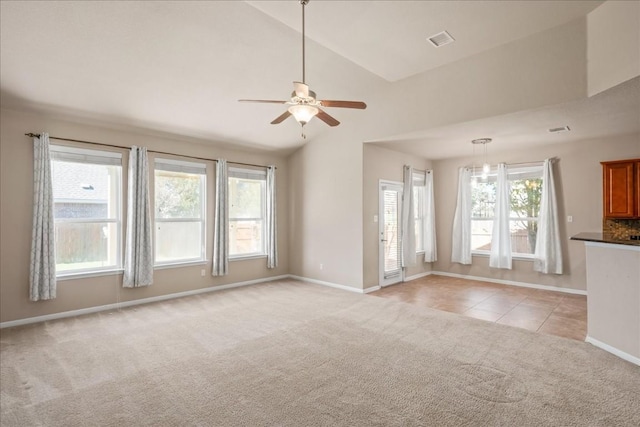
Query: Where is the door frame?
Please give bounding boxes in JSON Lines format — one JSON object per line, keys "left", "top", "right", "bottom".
{"left": 379, "top": 180, "right": 404, "bottom": 287}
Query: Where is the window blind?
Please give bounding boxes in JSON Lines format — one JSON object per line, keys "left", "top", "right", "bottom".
{"left": 51, "top": 145, "right": 122, "bottom": 166}
{"left": 229, "top": 167, "right": 266, "bottom": 180}
{"left": 155, "top": 158, "right": 206, "bottom": 175}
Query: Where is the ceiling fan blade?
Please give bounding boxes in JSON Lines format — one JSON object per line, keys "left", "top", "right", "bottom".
{"left": 238, "top": 99, "right": 288, "bottom": 104}
{"left": 293, "top": 81, "right": 309, "bottom": 98}
{"left": 319, "top": 100, "right": 367, "bottom": 109}
{"left": 316, "top": 108, "right": 340, "bottom": 127}
{"left": 270, "top": 110, "right": 292, "bottom": 125}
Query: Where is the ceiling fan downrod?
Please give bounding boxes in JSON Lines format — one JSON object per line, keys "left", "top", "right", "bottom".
{"left": 300, "top": 0, "right": 308, "bottom": 85}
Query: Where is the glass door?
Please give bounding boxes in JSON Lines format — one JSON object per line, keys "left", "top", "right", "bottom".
{"left": 379, "top": 181, "right": 403, "bottom": 287}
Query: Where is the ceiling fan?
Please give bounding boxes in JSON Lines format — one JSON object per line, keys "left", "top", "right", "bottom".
{"left": 239, "top": 0, "right": 366, "bottom": 138}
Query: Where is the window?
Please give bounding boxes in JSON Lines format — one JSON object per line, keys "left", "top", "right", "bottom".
{"left": 471, "top": 164, "right": 543, "bottom": 258}
{"left": 154, "top": 159, "right": 206, "bottom": 265}
{"left": 412, "top": 171, "right": 426, "bottom": 253}
{"left": 51, "top": 146, "right": 122, "bottom": 275}
{"left": 228, "top": 167, "right": 266, "bottom": 258}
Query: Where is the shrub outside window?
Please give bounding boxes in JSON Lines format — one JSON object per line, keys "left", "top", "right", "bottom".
{"left": 154, "top": 159, "right": 206, "bottom": 265}
{"left": 51, "top": 146, "right": 122, "bottom": 275}
{"left": 228, "top": 167, "right": 266, "bottom": 258}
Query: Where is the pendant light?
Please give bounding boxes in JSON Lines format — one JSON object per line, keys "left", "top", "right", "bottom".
{"left": 472, "top": 138, "right": 492, "bottom": 179}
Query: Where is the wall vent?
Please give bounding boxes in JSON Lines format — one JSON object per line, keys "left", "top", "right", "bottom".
{"left": 548, "top": 126, "right": 571, "bottom": 133}
{"left": 428, "top": 31, "right": 455, "bottom": 48}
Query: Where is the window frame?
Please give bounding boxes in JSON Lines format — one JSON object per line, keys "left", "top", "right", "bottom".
{"left": 50, "top": 145, "right": 123, "bottom": 278}
{"left": 153, "top": 158, "right": 207, "bottom": 267}
{"left": 470, "top": 163, "right": 544, "bottom": 260}
{"left": 228, "top": 167, "right": 267, "bottom": 260}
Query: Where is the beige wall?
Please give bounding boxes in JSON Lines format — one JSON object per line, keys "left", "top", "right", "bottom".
{"left": 587, "top": 1, "right": 640, "bottom": 96}
{"left": 0, "top": 108, "right": 289, "bottom": 323}
{"left": 431, "top": 133, "right": 640, "bottom": 292}
{"left": 362, "top": 145, "right": 433, "bottom": 288}
{"left": 288, "top": 127, "right": 364, "bottom": 289}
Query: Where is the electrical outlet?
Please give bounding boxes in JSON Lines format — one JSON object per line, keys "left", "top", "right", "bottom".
{"left": 320, "top": 263, "right": 323, "bottom": 270}
{"left": 201, "top": 269, "right": 206, "bottom": 276}
{"left": 567, "top": 215, "right": 573, "bottom": 223}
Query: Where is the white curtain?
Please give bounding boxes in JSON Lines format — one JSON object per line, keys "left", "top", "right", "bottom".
{"left": 490, "top": 163, "right": 512, "bottom": 269}
{"left": 30, "top": 133, "right": 56, "bottom": 301}
{"left": 266, "top": 165, "right": 278, "bottom": 269}
{"left": 123, "top": 146, "right": 153, "bottom": 288}
{"left": 212, "top": 159, "right": 228, "bottom": 276}
{"left": 423, "top": 170, "right": 437, "bottom": 262}
{"left": 451, "top": 167, "right": 472, "bottom": 264}
{"left": 534, "top": 159, "right": 563, "bottom": 274}
{"left": 401, "top": 165, "right": 416, "bottom": 267}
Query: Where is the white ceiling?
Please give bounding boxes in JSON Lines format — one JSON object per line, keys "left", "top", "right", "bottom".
{"left": 2, "top": 0, "right": 636, "bottom": 159}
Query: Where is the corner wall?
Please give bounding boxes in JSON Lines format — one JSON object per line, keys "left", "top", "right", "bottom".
{"left": 362, "top": 144, "right": 433, "bottom": 288}
{"left": 288, "top": 127, "right": 364, "bottom": 289}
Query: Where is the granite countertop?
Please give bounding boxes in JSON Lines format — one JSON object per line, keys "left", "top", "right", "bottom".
{"left": 571, "top": 232, "right": 640, "bottom": 247}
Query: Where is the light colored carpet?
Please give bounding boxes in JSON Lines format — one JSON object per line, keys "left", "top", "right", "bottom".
{"left": 1, "top": 279, "right": 639, "bottom": 426}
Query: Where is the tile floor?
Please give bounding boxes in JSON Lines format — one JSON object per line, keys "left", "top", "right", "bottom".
{"left": 371, "top": 274, "right": 587, "bottom": 341}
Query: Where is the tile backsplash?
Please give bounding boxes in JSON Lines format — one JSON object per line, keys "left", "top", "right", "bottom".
{"left": 603, "top": 219, "right": 640, "bottom": 239}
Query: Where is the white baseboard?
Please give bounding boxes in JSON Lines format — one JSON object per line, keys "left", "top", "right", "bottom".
{"left": 0, "top": 275, "right": 289, "bottom": 329}
{"left": 585, "top": 336, "right": 640, "bottom": 366}
{"left": 427, "top": 271, "right": 587, "bottom": 296}
{"left": 1, "top": 270, "right": 586, "bottom": 329}
{"left": 404, "top": 271, "right": 432, "bottom": 282}
{"left": 287, "top": 275, "right": 371, "bottom": 294}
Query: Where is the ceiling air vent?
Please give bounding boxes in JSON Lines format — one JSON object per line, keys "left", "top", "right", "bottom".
{"left": 428, "top": 31, "right": 455, "bottom": 48}
{"left": 548, "top": 126, "right": 571, "bottom": 133}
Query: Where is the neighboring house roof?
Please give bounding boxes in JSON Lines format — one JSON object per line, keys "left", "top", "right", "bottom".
{"left": 52, "top": 161, "right": 110, "bottom": 203}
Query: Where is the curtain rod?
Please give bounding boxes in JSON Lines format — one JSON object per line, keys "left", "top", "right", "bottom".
{"left": 24, "top": 133, "right": 275, "bottom": 170}
{"left": 403, "top": 166, "right": 433, "bottom": 174}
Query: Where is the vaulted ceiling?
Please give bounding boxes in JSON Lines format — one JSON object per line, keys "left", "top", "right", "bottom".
{"left": 1, "top": 1, "right": 637, "bottom": 158}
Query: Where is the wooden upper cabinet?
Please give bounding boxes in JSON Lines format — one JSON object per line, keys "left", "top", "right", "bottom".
{"left": 637, "top": 160, "right": 640, "bottom": 218}
{"left": 601, "top": 159, "right": 639, "bottom": 218}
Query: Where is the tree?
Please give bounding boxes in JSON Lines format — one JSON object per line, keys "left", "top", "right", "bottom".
{"left": 156, "top": 172, "right": 201, "bottom": 218}
{"left": 510, "top": 178, "right": 542, "bottom": 253}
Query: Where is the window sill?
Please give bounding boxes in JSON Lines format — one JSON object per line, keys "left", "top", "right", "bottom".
{"left": 55, "top": 259, "right": 210, "bottom": 280}
{"left": 471, "top": 252, "right": 535, "bottom": 261}
{"left": 229, "top": 254, "right": 267, "bottom": 262}
{"left": 56, "top": 268, "right": 123, "bottom": 281}
{"left": 154, "top": 260, "right": 208, "bottom": 270}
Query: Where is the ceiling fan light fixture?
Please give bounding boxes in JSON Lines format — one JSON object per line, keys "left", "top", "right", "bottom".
{"left": 238, "top": 0, "right": 365, "bottom": 135}
{"left": 288, "top": 104, "right": 318, "bottom": 125}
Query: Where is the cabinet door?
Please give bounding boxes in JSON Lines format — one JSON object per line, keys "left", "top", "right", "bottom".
{"left": 637, "top": 162, "right": 640, "bottom": 217}
{"left": 603, "top": 161, "right": 635, "bottom": 218}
